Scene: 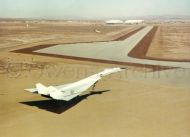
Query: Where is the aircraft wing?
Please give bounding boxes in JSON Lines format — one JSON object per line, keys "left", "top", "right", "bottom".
{"left": 25, "top": 67, "right": 126, "bottom": 101}
{"left": 24, "top": 83, "right": 71, "bottom": 94}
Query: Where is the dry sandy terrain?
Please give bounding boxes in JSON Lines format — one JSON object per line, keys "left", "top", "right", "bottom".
{"left": 147, "top": 24, "right": 190, "bottom": 61}
{"left": 0, "top": 21, "right": 137, "bottom": 51}
{"left": 0, "top": 21, "right": 190, "bottom": 137}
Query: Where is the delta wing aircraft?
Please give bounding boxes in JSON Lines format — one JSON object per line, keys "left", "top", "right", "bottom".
{"left": 25, "top": 68, "right": 125, "bottom": 101}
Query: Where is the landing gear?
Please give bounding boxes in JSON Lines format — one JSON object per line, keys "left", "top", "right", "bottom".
{"left": 55, "top": 99, "right": 66, "bottom": 105}
{"left": 92, "top": 81, "right": 98, "bottom": 91}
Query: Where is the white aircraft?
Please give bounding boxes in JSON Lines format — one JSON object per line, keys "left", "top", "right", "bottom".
{"left": 25, "top": 68, "right": 126, "bottom": 101}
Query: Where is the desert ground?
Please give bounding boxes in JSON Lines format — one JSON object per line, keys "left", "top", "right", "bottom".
{"left": 0, "top": 21, "right": 190, "bottom": 137}
{"left": 147, "top": 24, "right": 190, "bottom": 61}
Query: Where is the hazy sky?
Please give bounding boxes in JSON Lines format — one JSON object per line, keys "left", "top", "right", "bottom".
{"left": 0, "top": 0, "right": 190, "bottom": 19}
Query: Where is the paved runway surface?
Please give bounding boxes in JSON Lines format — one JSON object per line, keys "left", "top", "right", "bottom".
{"left": 35, "top": 26, "right": 190, "bottom": 68}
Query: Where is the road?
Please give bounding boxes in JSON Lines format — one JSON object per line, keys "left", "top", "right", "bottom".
{"left": 35, "top": 26, "right": 190, "bottom": 69}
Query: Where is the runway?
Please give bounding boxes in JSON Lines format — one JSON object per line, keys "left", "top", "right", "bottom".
{"left": 35, "top": 26, "right": 190, "bottom": 69}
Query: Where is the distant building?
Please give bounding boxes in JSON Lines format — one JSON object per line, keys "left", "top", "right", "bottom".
{"left": 125, "top": 20, "right": 144, "bottom": 24}
{"left": 106, "top": 20, "right": 124, "bottom": 24}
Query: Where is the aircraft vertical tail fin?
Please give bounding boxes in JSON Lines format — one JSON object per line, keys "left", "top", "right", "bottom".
{"left": 36, "top": 83, "right": 49, "bottom": 95}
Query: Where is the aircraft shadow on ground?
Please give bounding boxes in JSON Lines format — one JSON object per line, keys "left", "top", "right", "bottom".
{"left": 20, "top": 90, "right": 110, "bottom": 114}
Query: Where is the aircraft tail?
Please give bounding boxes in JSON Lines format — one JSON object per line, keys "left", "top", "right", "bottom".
{"left": 36, "top": 83, "right": 49, "bottom": 95}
